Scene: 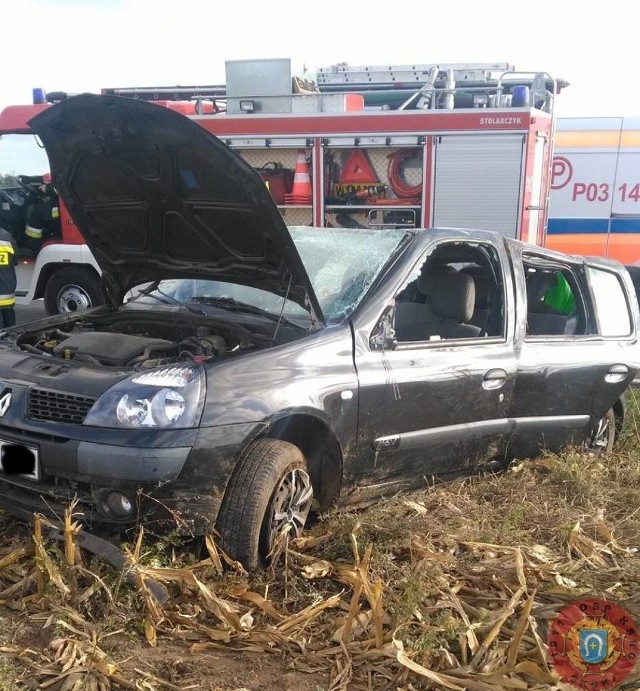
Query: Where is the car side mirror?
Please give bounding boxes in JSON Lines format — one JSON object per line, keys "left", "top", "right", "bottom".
{"left": 370, "top": 307, "right": 397, "bottom": 350}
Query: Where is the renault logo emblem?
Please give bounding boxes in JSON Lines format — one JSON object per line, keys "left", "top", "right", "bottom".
{"left": 0, "top": 390, "right": 12, "bottom": 418}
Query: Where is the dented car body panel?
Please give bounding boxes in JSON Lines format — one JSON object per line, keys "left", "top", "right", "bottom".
{"left": 0, "top": 95, "right": 637, "bottom": 538}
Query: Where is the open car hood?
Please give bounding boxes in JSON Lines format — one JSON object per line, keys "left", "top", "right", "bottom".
{"left": 28, "top": 94, "right": 324, "bottom": 327}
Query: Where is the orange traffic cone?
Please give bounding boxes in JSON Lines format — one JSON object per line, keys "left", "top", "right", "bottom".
{"left": 285, "top": 151, "right": 312, "bottom": 205}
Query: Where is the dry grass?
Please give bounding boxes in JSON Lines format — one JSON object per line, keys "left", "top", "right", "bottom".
{"left": 0, "top": 395, "right": 639, "bottom": 689}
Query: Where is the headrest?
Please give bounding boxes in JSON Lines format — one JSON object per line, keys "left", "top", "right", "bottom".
{"left": 526, "top": 271, "right": 556, "bottom": 303}
{"left": 429, "top": 272, "right": 476, "bottom": 323}
{"left": 460, "top": 266, "right": 489, "bottom": 305}
{"left": 417, "top": 264, "right": 455, "bottom": 297}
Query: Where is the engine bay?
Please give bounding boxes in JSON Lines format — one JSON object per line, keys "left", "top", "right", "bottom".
{"left": 12, "top": 312, "right": 269, "bottom": 369}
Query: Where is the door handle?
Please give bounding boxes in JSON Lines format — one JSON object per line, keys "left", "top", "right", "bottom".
{"left": 483, "top": 368, "right": 507, "bottom": 390}
{"left": 605, "top": 364, "right": 629, "bottom": 384}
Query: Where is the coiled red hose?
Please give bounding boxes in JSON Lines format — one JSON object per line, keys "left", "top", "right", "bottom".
{"left": 387, "top": 149, "right": 423, "bottom": 199}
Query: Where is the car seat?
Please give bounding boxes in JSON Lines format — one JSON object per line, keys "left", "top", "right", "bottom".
{"left": 395, "top": 265, "right": 454, "bottom": 340}
{"left": 422, "top": 271, "right": 482, "bottom": 339}
{"left": 460, "top": 265, "right": 492, "bottom": 333}
{"left": 525, "top": 271, "right": 577, "bottom": 335}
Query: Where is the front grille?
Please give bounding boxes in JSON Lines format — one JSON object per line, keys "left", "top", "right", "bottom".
{"left": 28, "top": 389, "right": 96, "bottom": 425}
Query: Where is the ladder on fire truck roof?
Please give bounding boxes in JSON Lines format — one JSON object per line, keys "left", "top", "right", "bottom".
{"left": 316, "top": 62, "right": 512, "bottom": 87}
{"left": 98, "top": 61, "right": 563, "bottom": 113}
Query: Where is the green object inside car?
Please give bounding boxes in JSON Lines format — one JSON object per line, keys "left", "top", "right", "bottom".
{"left": 544, "top": 272, "right": 576, "bottom": 315}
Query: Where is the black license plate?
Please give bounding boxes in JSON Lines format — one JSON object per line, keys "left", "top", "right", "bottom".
{"left": 0, "top": 440, "right": 40, "bottom": 481}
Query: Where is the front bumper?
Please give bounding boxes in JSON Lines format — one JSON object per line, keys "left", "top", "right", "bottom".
{"left": 0, "top": 420, "right": 262, "bottom": 535}
{"left": 0, "top": 477, "right": 222, "bottom": 535}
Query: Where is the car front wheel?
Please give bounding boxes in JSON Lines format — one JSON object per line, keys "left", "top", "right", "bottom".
{"left": 216, "top": 439, "right": 313, "bottom": 570}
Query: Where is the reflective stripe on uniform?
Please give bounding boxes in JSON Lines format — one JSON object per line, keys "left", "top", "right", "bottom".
{"left": 0, "top": 241, "right": 14, "bottom": 268}
{"left": 0, "top": 294, "right": 16, "bottom": 307}
{"left": 25, "top": 226, "right": 43, "bottom": 239}
{"left": 52, "top": 207, "right": 60, "bottom": 219}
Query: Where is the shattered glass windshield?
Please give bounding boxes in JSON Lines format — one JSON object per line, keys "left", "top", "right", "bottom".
{"left": 290, "top": 226, "right": 406, "bottom": 321}
{"left": 132, "top": 226, "right": 406, "bottom": 324}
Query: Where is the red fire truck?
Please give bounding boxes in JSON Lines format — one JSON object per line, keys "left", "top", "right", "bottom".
{"left": 0, "top": 59, "right": 565, "bottom": 314}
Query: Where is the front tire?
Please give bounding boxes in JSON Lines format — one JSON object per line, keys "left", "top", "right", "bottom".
{"left": 43, "top": 267, "right": 105, "bottom": 315}
{"left": 216, "top": 439, "right": 313, "bottom": 570}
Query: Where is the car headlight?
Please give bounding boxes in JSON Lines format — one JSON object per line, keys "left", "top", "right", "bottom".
{"left": 84, "top": 364, "right": 205, "bottom": 429}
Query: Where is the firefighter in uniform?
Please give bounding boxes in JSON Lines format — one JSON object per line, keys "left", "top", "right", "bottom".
{"left": 24, "top": 176, "right": 61, "bottom": 255}
{"left": 0, "top": 226, "right": 18, "bottom": 327}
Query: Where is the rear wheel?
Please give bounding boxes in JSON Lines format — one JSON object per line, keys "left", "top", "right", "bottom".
{"left": 43, "top": 267, "right": 105, "bottom": 315}
{"left": 216, "top": 439, "right": 313, "bottom": 570}
{"left": 583, "top": 407, "right": 617, "bottom": 454}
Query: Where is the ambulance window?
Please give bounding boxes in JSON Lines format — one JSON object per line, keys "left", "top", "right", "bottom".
{"left": 586, "top": 267, "right": 632, "bottom": 337}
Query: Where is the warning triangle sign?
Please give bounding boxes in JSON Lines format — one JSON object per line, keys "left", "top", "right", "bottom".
{"left": 339, "top": 149, "right": 379, "bottom": 184}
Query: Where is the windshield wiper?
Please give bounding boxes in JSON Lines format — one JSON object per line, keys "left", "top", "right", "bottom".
{"left": 135, "top": 284, "right": 207, "bottom": 316}
{"left": 188, "top": 296, "right": 306, "bottom": 331}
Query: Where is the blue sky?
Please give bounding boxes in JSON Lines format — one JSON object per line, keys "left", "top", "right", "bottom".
{"left": 1, "top": 0, "right": 637, "bottom": 118}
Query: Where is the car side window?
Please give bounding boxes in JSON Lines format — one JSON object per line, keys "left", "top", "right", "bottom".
{"left": 523, "top": 258, "right": 587, "bottom": 337}
{"left": 586, "top": 267, "right": 632, "bottom": 337}
{"left": 394, "top": 241, "right": 505, "bottom": 342}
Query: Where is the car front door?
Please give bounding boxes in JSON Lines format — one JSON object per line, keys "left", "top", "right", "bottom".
{"left": 349, "top": 237, "right": 516, "bottom": 493}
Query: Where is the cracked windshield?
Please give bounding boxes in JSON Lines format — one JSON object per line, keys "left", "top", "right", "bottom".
{"left": 136, "top": 226, "right": 406, "bottom": 323}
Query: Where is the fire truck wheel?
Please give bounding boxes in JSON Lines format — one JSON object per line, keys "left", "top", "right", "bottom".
{"left": 44, "top": 267, "right": 105, "bottom": 316}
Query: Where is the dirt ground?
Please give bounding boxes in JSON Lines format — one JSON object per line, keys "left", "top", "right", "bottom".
{"left": 1, "top": 401, "right": 640, "bottom": 690}
{"left": 2, "top": 614, "right": 326, "bottom": 690}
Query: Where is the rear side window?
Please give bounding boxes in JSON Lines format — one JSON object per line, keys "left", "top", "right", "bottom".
{"left": 586, "top": 267, "right": 632, "bottom": 337}
{"left": 523, "top": 256, "right": 587, "bottom": 337}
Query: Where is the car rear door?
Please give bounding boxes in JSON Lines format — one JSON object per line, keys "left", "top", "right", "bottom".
{"left": 583, "top": 261, "right": 640, "bottom": 421}
{"left": 507, "top": 244, "right": 638, "bottom": 459}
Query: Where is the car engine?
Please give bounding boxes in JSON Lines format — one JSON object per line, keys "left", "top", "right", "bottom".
{"left": 11, "top": 314, "right": 257, "bottom": 369}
